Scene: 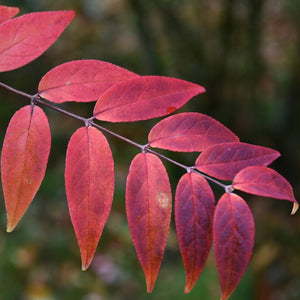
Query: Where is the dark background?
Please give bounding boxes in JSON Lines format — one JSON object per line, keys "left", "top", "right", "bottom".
{"left": 0, "top": 0, "right": 299, "bottom": 299}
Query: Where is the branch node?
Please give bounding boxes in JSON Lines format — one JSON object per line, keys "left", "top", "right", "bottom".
{"left": 31, "top": 94, "right": 39, "bottom": 106}
{"left": 141, "top": 144, "right": 149, "bottom": 153}
{"left": 225, "top": 185, "right": 235, "bottom": 193}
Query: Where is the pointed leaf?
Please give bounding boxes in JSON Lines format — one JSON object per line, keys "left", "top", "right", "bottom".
{"left": 0, "top": 10, "right": 75, "bottom": 72}
{"left": 232, "top": 166, "right": 298, "bottom": 211}
{"left": 65, "top": 126, "right": 114, "bottom": 270}
{"left": 195, "top": 142, "right": 280, "bottom": 180}
{"left": 1, "top": 105, "right": 51, "bottom": 232}
{"left": 175, "top": 172, "right": 215, "bottom": 293}
{"left": 0, "top": 6, "right": 19, "bottom": 24}
{"left": 38, "top": 60, "right": 139, "bottom": 103}
{"left": 126, "top": 153, "right": 172, "bottom": 292}
{"left": 148, "top": 112, "right": 239, "bottom": 152}
{"left": 93, "top": 76, "right": 205, "bottom": 122}
{"left": 213, "top": 193, "right": 255, "bottom": 300}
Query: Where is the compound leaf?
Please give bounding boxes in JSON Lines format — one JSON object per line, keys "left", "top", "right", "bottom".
{"left": 148, "top": 112, "right": 239, "bottom": 152}
{"left": 93, "top": 76, "right": 205, "bottom": 122}
{"left": 65, "top": 126, "right": 114, "bottom": 270}
{"left": 0, "top": 10, "right": 75, "bottom": 72}
{"left": 232, "top": 166, "right": 298, "bottom": 214}
{"left": 1, "top": 105, "right": 51, "bottom": 232}
{"left": 175, "top": 172, "right": 215, "bottom": 293}
{"left": 126, "top": 153, "right": 172, "bottom": 292}
{"left": 213, "top": 193, "right": 255, "bottom": 300}
{"left": 38, "top": 60, "right": 138, "bottom": 103}
{"left": 195, "top": 142, "right": 280, "bottom": 180}
{"left": 0, "top": 5, "right": 19, "bottom": 24}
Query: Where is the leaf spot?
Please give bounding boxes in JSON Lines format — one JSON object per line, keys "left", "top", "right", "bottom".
{"left": 26, "top": 179, "right": 31, "bottom": 184}
{"left": 166, "top": 106, "right": 176, "bottom": 114}
{"left": 157, "top": 192, "right": 170, "bottom": 209}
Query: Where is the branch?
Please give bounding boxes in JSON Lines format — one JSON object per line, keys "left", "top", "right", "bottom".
{"left": 0, "top": 81, "right": 230, "bottom": 191}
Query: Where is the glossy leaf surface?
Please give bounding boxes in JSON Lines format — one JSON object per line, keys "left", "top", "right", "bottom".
{"left": 0, "top": 5, "right": 19, "bottom": 24}
{"left": 148, "top": 112, "right": 239, "bottom": 152}
{"left": 232, "top": 166, "right": 297, "bottom": 208}
{"left": 0, "top": 10, "right": 74, "bottom": 72}
{"left": 38, "top": 60, "right": 138, "bottom": 103}
{"left": 175, "top": 172, "right": 215, "bottom": 293}
{"left": 195, "top": 142, "right": 280, "bottom": 180}
{"left": 1, "top": 105, "right": 51, "bottom": 232}
{"left": 93, "top": 76, "right": 205, "bottom": 122}
{"left": 65, "top": 126, "right": 114, "bottom": 270}
{"left": 213, "top": 193, "right": 255, "bottom": 300}
{"left": 126, "top": 153, "right": 172, "bottom": 292}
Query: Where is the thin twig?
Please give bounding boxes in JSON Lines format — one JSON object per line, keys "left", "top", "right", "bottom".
{"left": 0, "top": 81, "right": 230, "bottom": 191}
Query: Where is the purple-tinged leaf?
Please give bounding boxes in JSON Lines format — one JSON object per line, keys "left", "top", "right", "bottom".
{"left": 213, "top": 193, "right": 255, "bottom": 300}
{"left": 175, "top": 172, "right": 215, "bottom": 293}
{"left": 126, "top": 153, "right": 172, "bottom": 292}
{"left": 232, "top": 166, "right": 298, "bottom": 214}
{"left": 93, "top": 76, "right": 205, "bottom": 122}
{"left": 195, "top": 142, "right": 280, "bottom": 180}
{"left": 148, "top": 113, "right": 239, "bottom": 152}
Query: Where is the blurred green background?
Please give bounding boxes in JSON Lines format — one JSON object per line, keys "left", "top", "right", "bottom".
{"left": 0, "top": 0, "right": 300, "bottom": 299}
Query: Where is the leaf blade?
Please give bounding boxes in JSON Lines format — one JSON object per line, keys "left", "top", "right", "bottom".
{"left": 126, "top": 153, "right": 172, "bottom": 292}
{"left": 93, "top": 76, "right": 205, "bottom": 122}
{"left": 175, "top": 172, "right": 215, "bottom": 293}
{"left": 1, "top": 105, "right": 51, "bottom": 231}
{"left": 148, "top": 112, "right": 239, "bottom": 152}
{"left": 65, "top": 126, "right": 114, "bottom": 270}
{"left": 213, "top": 193, "right": 255, "bottom": 300}
{"left": 38, "top": 60, "right": 139, "bottom": 103}
{"left": 0, "top": 10, "right": 75, "bottom": 72}
{"left": 0, "top": 5, "right": 19, "bottom": 24}
{"left": 232, "top": 166, "right": 297, "bottom": 209}
{"left": 195, "top": 142, "right": 280, "bottom": 180}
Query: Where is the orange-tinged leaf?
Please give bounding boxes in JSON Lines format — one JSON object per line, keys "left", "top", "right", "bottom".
{"left": 148, "top": 112, "right": 239, "bottom": 152}
{"left": 213, "top": 193, "right": 255, "bottom": 300}
{"left": 195, "top": 142, "right": 280, "bottom": 180}
{"left": 232, "top": 166, "right": 298, "bottom": 212}
{"left": 175, "top": 172, "right": 215, "bottom": 293}
{"left": 1, "top": 105, "right": 51, "bottom": 232}
{"left": 126, "top": 153, "right": 172, "bottom": 292}
{"left": 0, "top": 5, "right": 19, "bottom": 24}
{"left": 93, "top": 76, "right": 205, "bottom": 122}
{"left": 38, "top": 60, "right": 139, "bottom": 103}
{"left": 65, "top": 126, "right": 114, "bottom": 270}
{"left": 0, "top": 10, "right": 75, "bottom": 72}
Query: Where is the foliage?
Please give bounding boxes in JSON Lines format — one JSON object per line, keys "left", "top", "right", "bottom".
{"left": 0, "top": 5, "right": 298, "bottom": 300}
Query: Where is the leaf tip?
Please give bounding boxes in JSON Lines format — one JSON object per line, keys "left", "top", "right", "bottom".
{"left": 145, "top": 275, "right": 156, "bottom": 293}
{"left": 184, "top": 285, "right": 193, "bottom": 294}
{"left": 6, "top": 224, "right": 16, "bottom": 233}
{"left": 291, "top": 201, "right": 299, "bottom": 215}
{"left": 81, "top": 263, "right": 89, "bottom": 271}
{"left": 146, "top": 284, "right": 154, "bottom": 293}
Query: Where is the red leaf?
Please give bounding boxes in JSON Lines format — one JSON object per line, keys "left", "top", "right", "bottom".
{"left": 232, "top": 166, "right": 298, "bottom": 213}
{"left": 93, "top": 76, "right": 205, "bottom": 122}
{"left": 195, "top": 142, "right": 280, "bottom": 180}
{"left": 213, "top": 193, "right": 255, "bottom": 300}
{"left": 0, "top": 5, "right": 19, "bottom": 24}
{"left": 148, "top": 112, "right": 239, "bottom": 152}
{"left": 65, "top": 126, "right": 114, "bottom": 270}
{"left": 38, "top": 60, "right": 139, "bottom": 103}
{"left": 1, "top": 105, "right": 51, "bottom": 232}
{"left": 175, "top": 172, "right": 215, "bottom": 293}
{"left": 0, "top": 10, "right": 75, "bottom": 72}
{"left": 126, "top": 153, "right": 172, "bottom": 292}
